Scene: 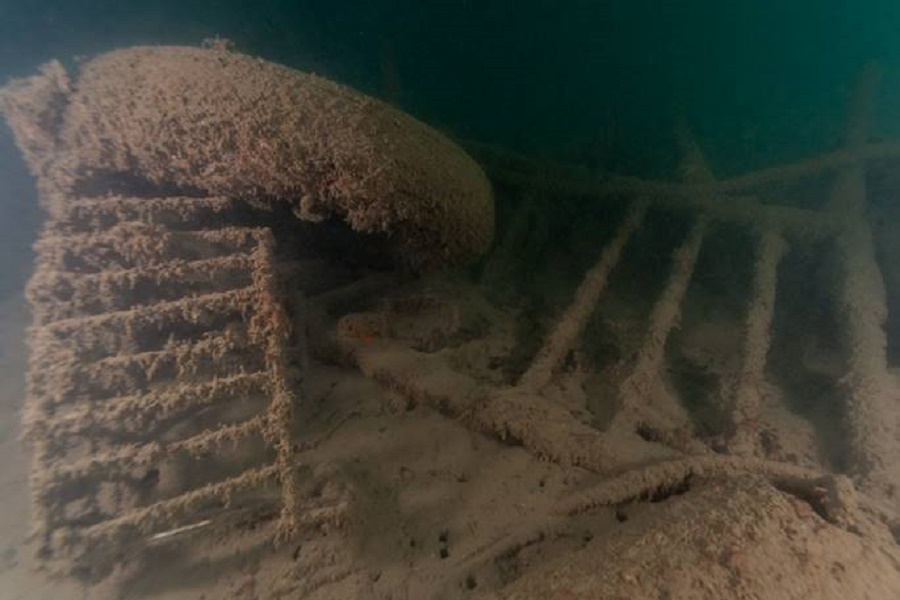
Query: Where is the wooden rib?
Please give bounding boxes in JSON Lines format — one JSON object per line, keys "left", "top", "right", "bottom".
{"left": 459, "top": 455, "right": 826, "bottom": 570}
{"left": 28, "top": 254, "right": 255, "bottom": 323}
{"left": 557, "top": 456, "right": 828, "bottom": 516}
{"left": 673, "top": 120, "right": 784, "bottom": 456}
{"left": 518, "top": 202, "right": 647, "bottom": 390}
{"left": 48, "top": 195, "right": 243, "bottom": 230}
{"left": 469, "top": 143, "right": 847, "bottom": 238}
{"left": 468, "top": 136, "right": 900, "bottom": 199}
{"left": 73, "top": 465, "right": 280, "bottom": 545}
{"left": 616, "top": 216, "right": 708, "bottom": 422}
{"left": 826, "top": 65, "right": 900, "bottom": 506}
{"left": 28, "top": 330, "right": 259, "bottom": 409}
{"left": 34, "top": 226, "right": 263, "bottom": 273}
{"left": 834, "top": 220, "right": 899, "bottom": 502}
{"left": 600, "top": 142, "right": 900, "bottom": 197}
{"left": 26, "top": 228, "right": 305, "bottom": 568}
{"left": 37, "top": 415, "right": 269, "bottom": 500}
{"left": 34, "top": 287, "right": 256, "bottom": 358}
{"left": 352, "top": 340, "right": 676, "bottom": 475}
{"left": 38, "top": 372, "right": 270, "bottom": 442}
{"left": 608, "top": 123, "right": 714, "bottom": 442}
{"left": 458, "top": 459, "right": 853, "bottom": 578}
{"left": 828, "top": 65, "right": 879, "bottom": 214}
{"left": 28, "top": 439, "right": 53, "bottom": 556}
{"left": 248, "top": 231, "right": 301, "bottom": 540}
{"left": 727, "top": 226, "right": 787, "bottom": 455}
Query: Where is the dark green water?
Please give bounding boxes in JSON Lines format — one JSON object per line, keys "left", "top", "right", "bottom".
{"left": 2, "top": 0, "right": 900, "bottom": 293}
{"left": 3, "top": 2, "right": 900, "bottom": 160}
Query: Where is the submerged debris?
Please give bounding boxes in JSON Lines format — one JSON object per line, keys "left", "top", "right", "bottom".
{"left": 0, "top": 44, "right": 494, "bottom": 581}
{"left": 2, "top": 42, "right": 900, "bottom": 600}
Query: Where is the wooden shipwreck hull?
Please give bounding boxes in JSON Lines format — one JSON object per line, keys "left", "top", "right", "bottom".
{"left": 25, "top": 195, "right": 300, "bottom": 578}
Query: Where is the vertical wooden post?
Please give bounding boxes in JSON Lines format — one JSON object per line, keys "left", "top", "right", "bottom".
{"left": 828, "top": 65, "right": 899, "bottom": 506}
{"left": 727, "top": 224, "right": 786, "bottom": 455}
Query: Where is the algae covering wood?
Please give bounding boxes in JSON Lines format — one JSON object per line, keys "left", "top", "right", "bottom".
{"left": 0, "top": 41, "right": 497, "bottom": 585}
{"left": 22, "top": 221, "right": 309, "bottom": 581}
{"left": 1, "top": 45, "right": 495, "bottom": 271}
